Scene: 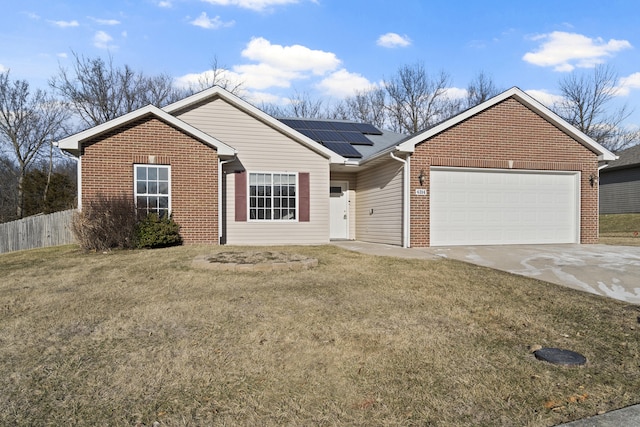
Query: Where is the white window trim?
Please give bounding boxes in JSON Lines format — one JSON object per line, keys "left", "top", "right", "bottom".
{"left": 248, "top": 171, "right": 299, "bottom": 222}
{"left": 134, "top": 164, "right": 172, "bottom": 216}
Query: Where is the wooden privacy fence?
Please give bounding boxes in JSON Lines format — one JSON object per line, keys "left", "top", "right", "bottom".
{"left": 0, "top": 209, "right": 76, "bottom": 254}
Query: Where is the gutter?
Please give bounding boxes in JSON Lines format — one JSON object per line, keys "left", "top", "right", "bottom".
{"left": 390, "top": 151, "right": 410, "bottom": 248}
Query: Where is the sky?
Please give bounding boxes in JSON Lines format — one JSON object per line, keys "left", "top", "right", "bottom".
{"left": 1, "top": 0, "right": 640, "bottom": 128}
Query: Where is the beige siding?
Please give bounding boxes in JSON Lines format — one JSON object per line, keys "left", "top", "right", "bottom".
{"left": 330, "top": 172, "right": 357, "bottom": 240}
{"left": 356, "top": 160, "right": 404, "bottom": 245}
{"left": 177, "top": 98, "right": 330, "bottom": 245}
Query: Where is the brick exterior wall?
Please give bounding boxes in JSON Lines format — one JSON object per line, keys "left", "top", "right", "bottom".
{"left": 81, "top": 116, "right": 219, "bottom": 244}
{"left": 410, "top": 97, "right": 599, "bottom": 247}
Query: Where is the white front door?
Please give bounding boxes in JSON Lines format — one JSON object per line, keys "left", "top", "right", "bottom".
{"left": 330, "top": 181, "right": 349, "bottom": 239}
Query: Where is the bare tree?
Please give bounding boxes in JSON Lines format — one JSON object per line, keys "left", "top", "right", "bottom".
{"left": 50, "top": 52, "right": 186, "bottom": 128}
{"left": 0, "top": 70, "right": 70, "bottom": 219}
{"left": 188, "top": 56, "right": 245, "bottom": 96}
{"left": 331, "top": 87, "right": 388, "bottom": 128}
{"left": 465, "top": 71, "right": 502, "bottom": 109}
{"left": 384, "top": 63, "right": 453, "bottom": 133}
{"left": 263, "top": 90, "right": 325, "bottom": 119}
{"left": 553, "top": 65, "right": 639, "bottom": 152}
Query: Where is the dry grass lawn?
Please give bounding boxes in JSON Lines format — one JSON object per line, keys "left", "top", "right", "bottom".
{"left": 1, "top": 244, "right": 639, "bottom": 426}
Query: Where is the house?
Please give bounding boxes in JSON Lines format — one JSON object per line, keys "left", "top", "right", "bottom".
{"left": 599, "top": 144, "right": 640, "bottom": 214}
{"left": 57, "top": 86, "right": 616, "bottom": 247}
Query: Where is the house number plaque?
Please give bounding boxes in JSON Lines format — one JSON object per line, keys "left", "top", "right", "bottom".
{"left": 415, "top": 189, "right": 427, "bottom": 196}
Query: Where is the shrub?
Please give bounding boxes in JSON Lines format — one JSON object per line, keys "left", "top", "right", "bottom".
{"left": 135, "top": 213, "right": 182, "bottom": 249}
{"left": 71, "top": 194, "right": 138, "bottom": 251}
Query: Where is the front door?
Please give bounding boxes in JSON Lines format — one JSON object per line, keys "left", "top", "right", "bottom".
{"left": 330, "top": 181, "right": 349, "bottom": 240}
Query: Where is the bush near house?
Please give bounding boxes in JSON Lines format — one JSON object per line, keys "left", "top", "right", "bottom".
{"left": 71, "top": 194, "right": 138, "bottom": 251}
{"left": 134, "top": 213, "right": 182, "bottom": 249}
{"left": 71, "top": 194, "right": 182, "bottom": 251}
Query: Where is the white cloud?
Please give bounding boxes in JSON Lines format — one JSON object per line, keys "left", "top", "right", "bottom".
{"left": 316, "top": 69, "right": 374, "bottom": 97}
{"left": 444, "top": 87, "right": 467, "bottom": 100}
{"left": 158, "top": 1, "right": 172, "bottom": 7}
{"left": 245, "top": 91, "right": 288, "bottom": 105}
{"left": 57, "top": 53, "right": 68, "bottom": 59}
{"left": 377, "top": 32, "right": 411, "bottom": 48}
{"left": 94, "top": 31, "right": 116, "bottom": 49}
{"left": 174, "top": 68, "right": 245, "bottom": 89}
{"left": 177, "top": 37, "right": 343, "bottom": 96}
{"left": 91, "top": 17, "right": 121, "bottom": 25}
{"left": 523, "top": 31, "right": 632, "bottom": 72}
{"left": 525, "top": 89, "right": 564, "bottom": 107}
{"left": 190, "top": 12, "right": 235, "bottom": 29}
{"left": 0, "top": 64, "right": 7, "bottom": 72}
{"left": 233, "top": 63, "right": 302, "bottom": 89}
{"left": 200, "top": 0, "right": 301, "bottom": 11}
{"left": 241, "top": 37, "right": 340, "bottom": 75}
{"left": 616, "top": 72, "right": 640, "bottom": 96}
{"left": 49, "top": 19, "right": 79, "bottom": 28}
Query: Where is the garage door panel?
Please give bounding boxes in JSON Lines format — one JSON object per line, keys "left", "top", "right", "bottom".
{"left": 430, "top": 168, "right": 579, "bottom": 246}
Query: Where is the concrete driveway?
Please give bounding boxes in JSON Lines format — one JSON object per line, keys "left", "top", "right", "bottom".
{"left": 430, "top": 244, "right": 640, "bottom": 304}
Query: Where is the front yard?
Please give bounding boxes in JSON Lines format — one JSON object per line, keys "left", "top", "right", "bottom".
{"left": 1, "top": 244, "right": 639, "bottom": 426}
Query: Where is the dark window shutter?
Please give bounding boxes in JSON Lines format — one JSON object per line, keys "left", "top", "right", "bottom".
{"left": 235, "top": 171, "right": 247, "bottom": 222}
{"left": 299, "top": 172, "right": 310, "bottom": 222}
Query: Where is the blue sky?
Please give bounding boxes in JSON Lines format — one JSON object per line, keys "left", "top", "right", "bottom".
{"left": 1, "top": 0, "right": 639, "bottom": 127}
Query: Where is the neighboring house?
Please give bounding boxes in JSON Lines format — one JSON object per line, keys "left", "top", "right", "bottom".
{"left": 599, "top": 144, "right": 640, "bottom": 214}
{"left": 57, "top": 86, "right": 616, "bottom": 247}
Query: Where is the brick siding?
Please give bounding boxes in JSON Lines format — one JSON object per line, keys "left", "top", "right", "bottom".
{"left": 81, "top": 116, "right": 219, "bottom": 244}
{"left": 410, "top": 97, "right": 599, "bottom": 247}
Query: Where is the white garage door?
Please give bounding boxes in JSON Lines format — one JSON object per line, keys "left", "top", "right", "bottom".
{"left": 430, "top": 168, "right": 579, "bottom": 246}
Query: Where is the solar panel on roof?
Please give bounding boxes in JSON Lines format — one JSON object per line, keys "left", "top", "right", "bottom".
{"left": 307, "top": 121, "right": 335, "bottom": 131}
{"left": 297, "top": 128, "right": 320, "bottom": 140}
{"left": 321, "top": 141, "right": 362, "bottom": 158}
{"left": 314, "top": 130, "right": 344, "bottom": 141}
{"left": 341, "top": 131, "right": 373, "bottom": 145}
{"left": 353, "top": 123, "right": 383, "bottom": 135}
{"left": 279, "top": 118, "right": 303, "bottom": 128}
{"left": 329, "top": 121, "right": 359, "bottom": 132}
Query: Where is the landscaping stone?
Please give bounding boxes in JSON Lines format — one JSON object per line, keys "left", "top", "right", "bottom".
{"left": 191, "top": 251, "right": 318, "bottom": 272}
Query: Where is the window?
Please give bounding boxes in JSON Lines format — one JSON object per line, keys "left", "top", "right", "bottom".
{"left": 135, "top": 165, "right": 170, "bottom": 217}
{"left": 249, "top": 172, "right": 297, "bottom": 220}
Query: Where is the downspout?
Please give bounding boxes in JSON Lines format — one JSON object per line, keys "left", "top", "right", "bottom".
{"left": 390, "top": 151, "right": 410, "bottom": 248}
{"left": 596, "top": 163, "right": 609, "bottom": 242}
{"left": 218, "top": 155, "right": 237, "bottom": 244}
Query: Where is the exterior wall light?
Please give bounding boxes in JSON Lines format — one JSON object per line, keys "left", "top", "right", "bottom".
{"left": 589, "top": 173, "right": 598, "bottom": 187}
{"left": 418, "top": 169, "right": 426, "bottom": 186}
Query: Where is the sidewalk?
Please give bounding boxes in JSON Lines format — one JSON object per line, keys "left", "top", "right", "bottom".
{"left": 556, "top": 404, "right": 640, "bottom": 426}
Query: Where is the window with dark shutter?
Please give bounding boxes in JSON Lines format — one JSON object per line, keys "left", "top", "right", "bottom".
{"left": 235, "top": 170, "right": 247, "bottom": 222}
{"left": 299, "top": 172, "right": 310, "bottom": 222}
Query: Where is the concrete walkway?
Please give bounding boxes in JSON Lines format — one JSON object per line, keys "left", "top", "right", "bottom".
{"left": 332, "top": 241, "right": 640, "bottom": 305}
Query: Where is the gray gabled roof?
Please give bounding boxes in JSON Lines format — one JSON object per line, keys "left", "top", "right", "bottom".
{"left": 601, "top": 144, "right": 640, "bottom": 172}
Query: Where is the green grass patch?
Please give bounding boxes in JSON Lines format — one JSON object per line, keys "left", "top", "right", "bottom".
{"left": 600, "top": 213, "right": 640, "bottom": 234}
{"left": 599, "top": 214, "right": 640, "bottom": 246}
{"left": 1, "top": 244, "right": 639, "bottom": 426}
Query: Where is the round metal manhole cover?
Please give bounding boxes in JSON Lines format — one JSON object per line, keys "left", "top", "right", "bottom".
{"left": 534, "top": 348, "right": 587, "bottom": 366}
